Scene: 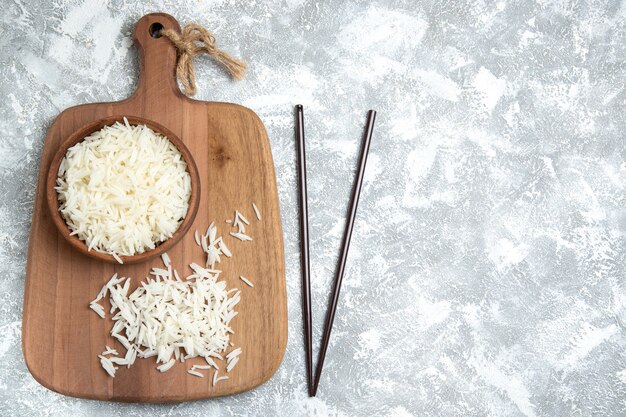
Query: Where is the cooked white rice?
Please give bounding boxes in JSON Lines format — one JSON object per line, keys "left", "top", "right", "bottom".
{"left": 239, "top": 275, "right": 254, "bottom": 287}
{"left": 88, "top": 210, "right": 264, "bottom": 380}
{"left": 56, "top": 118, "right": 191, "bottom": 263}
{"left": 252, "top": 203, "right": 261, "bottom": 220}
{"left": 90, "top": 254, "right": 240, "bottom": 377}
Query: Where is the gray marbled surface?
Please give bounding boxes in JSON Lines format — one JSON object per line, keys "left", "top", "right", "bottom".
{"left": 1, "top": 0, "right": 625, "bottom": 416}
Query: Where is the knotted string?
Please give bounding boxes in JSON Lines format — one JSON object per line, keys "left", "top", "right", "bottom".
{"left": 161, "top": 24, "right": 247, "bottom": 96}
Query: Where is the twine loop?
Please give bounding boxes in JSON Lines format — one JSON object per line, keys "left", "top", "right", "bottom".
{"left": 161, "top": 24, "right": 247, "bottom": 96}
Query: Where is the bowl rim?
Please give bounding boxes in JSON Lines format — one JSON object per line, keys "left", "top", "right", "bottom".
{"left": 45, "top": 115, "right": 201, "bottom": 265}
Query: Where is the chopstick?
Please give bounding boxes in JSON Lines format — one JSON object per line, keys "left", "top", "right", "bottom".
{"left": 295, "top": 104, "right": 314, "bottom": 396}
{"left": 311, "top": 110, "right": 377, "bottom": 396}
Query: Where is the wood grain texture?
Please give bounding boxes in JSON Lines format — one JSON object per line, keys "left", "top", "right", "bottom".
{"left": 22, "top": 13, "right": 287, "bottom": 402}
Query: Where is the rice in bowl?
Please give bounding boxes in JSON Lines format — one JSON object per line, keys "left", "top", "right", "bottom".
{"left": 55, "top": 118, "right": 192, "bottom": 263}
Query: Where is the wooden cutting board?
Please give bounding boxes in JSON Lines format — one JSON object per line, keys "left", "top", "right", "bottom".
{"left": 22, "top": 13, "right": 287, "bottom": 402}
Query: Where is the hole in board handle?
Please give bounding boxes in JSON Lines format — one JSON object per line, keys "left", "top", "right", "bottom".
{"left": 149, "top": 22, "right": 164, "bottom": 38}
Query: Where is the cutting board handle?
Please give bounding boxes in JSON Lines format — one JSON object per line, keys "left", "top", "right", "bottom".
{"left": 132, "top": 13, "right": 184, "bottom": 101}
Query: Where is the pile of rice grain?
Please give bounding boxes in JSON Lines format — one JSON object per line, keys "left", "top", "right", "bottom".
{"left": 91, "top": 253, "right": 242, "bottom": 380}
{"left": 56, "top": 118, "right": 191, "bottom": 263}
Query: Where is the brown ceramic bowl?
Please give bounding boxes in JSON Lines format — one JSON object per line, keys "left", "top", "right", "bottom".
{"left": 46, "top": 116, "right": 200, "bottom": 264}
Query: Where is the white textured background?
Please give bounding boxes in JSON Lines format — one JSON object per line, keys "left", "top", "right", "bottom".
{"left": 1, "top": 0, "right": 625, "bottom": 416}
